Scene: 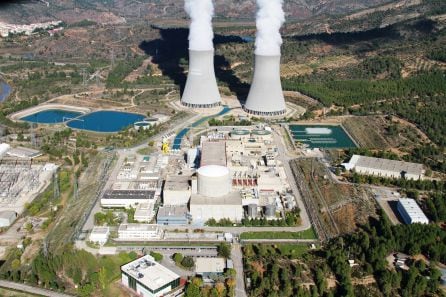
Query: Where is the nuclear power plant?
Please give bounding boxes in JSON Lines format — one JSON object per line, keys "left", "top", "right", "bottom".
{"left": 243, "top": 55, "right": 286, "bottom": 116}
{"left": 181, "top": 50, "right": 221, "bottom": 108}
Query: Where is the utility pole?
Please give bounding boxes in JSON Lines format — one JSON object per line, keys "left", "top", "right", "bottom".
{"left": 81, "top": 68, "right": 87, "bottom": 87}
{"left": 53, "top": 171, "right": 60, "bottom": 200}
{"left": 110, "top": 48, "right": 115, "bottom": 68}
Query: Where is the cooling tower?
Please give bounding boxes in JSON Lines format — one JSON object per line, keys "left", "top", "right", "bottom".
{"left": 244, "top": 55, "right": 286, "bottom": 116}
{"left": 181, "top": 50, "right": 221, "bottom": 108}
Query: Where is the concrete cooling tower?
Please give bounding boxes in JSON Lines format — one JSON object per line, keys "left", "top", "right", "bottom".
{"left": 244, "top": 55, "right": 286, "bottom": 116}
{"left": 181, "top": 50, "right": 221, "bottom": 108}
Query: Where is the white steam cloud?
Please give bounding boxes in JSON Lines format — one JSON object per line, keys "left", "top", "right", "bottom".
{"left": 255, "top": 0, "right": 285, "bottom": 56}
{"left": 185, "top": 0, "right": 215, "bottom": 51}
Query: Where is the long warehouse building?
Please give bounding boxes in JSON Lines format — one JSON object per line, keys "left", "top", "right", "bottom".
{"left": 343, "top": 155, "right": 425, "bottom": 180}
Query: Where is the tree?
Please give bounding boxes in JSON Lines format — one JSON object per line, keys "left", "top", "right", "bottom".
{"left": 181, "top": 256, "right": 195, "bottom": 268}
{"left": 150, "top": 251, "right": 163, "bottom": 262}
{"left": 217, "top": 243, "right": 231, "bottom": 259}
{"left": 173, "top": 253, "right": 183, "bottom": 264}
{"left": 185, "top": 283, "right": 201, "bottom": 297}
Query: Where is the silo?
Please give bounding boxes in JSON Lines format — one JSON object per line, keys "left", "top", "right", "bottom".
{"left": 264, "top": 204, "right": 276, "bottom": 217}
{"left": 244, "top": 55, "right": 286, "bottom": 116}
{"left": 247, "top": 204, "right": 258, "bottom": 218}
{"left": 197, "top": 165, "right": 231, "bottom": 197}
{"left": 181, "top": 50, "right": 221, "bottom": 108}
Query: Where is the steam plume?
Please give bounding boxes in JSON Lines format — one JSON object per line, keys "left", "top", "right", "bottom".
{"left": 185, "top": 0, "right": 215, "bottom": 51}
{"left": 255, "top": 0, "right": 285, "bottom": 56}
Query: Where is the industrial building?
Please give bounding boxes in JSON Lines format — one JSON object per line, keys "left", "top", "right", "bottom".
{"left": 0, "top": 210, "right": 17, "bottom": 228}
{"left": 134, "top": 203, "right": 156, "bottom": 223}
{"left": 163, "top": 175, "right": 191, "bottom": 205}
{"left": 157, "top": 205, "right": 189, "bottom": 226}
{"left": 190, "top": 192, "right": 243, "bottom": 223}
{"left": 195, "top": 257, "right": 226, "bottom": 279}
{"left": 89, "top": 226, "right": 110, "bottom": 246}
{"left": 397, "top": 198, "right": 429, "bottom": 225}
{"left": 200, "top": 141, "right": 227, "bottom": 167}
{"left": 244, "top": 55, "right": 286, "bottom": 116}
{"left": 118, "top": 224, "right": 162, "bottom": 241}
{"left": 101, "top": 190, "right": 156, "bottom": 208}
{"left": 121, "top": 255, "right": 183, "bottom": 297}
{"left": 343, "top": 155, "right": 425, "bottom": 180}
{"left": 181, "top": 50, "right": 221, "bottom": 108}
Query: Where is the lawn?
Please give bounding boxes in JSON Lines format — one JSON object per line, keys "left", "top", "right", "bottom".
{"left": 240, "top": 228, "right": 317, "bottom": 240}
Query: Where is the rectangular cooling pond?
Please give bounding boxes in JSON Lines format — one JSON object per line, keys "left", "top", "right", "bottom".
{"left": 289, "top": 125, "right": 357, "bottom": 149}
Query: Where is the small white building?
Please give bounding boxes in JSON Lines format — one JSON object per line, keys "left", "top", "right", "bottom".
{"left": 343, "top": 155, "right": 425, "bottom": 180}
{"left": 134, "top": 203, "right": 156, "bottom": 223}
{"left": 89, "top": 226, "right": 110, "bottom": 246}
{"left": 397, "top": 198, "right": 429, "bottom": 224}
{"left": 121, "top": 255, "right": 182, "bottom": 297}
{"left": 118, "top": 224, "right": 162, "bottom": 241}
{"left": 0, "top": 210, "right": 17, "bottom": 228}
{"left": 195, "top": 257, "right": 226, "bottom": 278}
{"left": 101, "top": 190, "right": 156, "bottom": 208}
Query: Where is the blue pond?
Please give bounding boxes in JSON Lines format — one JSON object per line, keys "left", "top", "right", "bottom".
{"left": 67, "top": 110, "right": 145, "bottom": 133}
{"left": 0, "top": 81, "right": 12, "bottom": 103}
{"left": 172, "top": 106, "right": 231, "bottom": 150}
{"left": 21, "top": 109, "right": 82, "bottom": 124}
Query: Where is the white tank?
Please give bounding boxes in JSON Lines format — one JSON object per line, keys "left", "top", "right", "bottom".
{"left": 244, "top": 55, "right": 286, "bottom": 116}
{"left": 0, "top": 143, "right": 10, "bottom": 158}
{"left": 197, "top": 165, "right": 231, "bottom": 198}
{"left": 181, "top": 50, "right": 221, "bottom": 108}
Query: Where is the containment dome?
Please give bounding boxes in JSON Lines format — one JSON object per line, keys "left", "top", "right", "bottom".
{"left": 197, "top": 165, "right": 231, "bottom": 198}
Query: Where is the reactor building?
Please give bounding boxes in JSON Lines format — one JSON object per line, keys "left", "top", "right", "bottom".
{"left": 243, "top": 54, "right": 286, "bottom": 116}
{"left": 181, "top": 50, "right": 221, "bottom": 108}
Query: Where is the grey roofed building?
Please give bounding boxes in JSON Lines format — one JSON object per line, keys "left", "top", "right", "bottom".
{"left": 0, "top": 210, "right": 17, "bottom": 227}
{"left": 164, "top": 175, "right": 190, "bottom": 191}
{"left": 342, "top": 154, "right": 425, "bottom": 180}
{"left": 157, "top": 205, "right": 189, "bottom": 226}
{"left": 200, "top": 141, "right": 226, "bottom": 167}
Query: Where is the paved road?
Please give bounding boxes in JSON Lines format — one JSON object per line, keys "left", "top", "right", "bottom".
{"left": 231, "top": 243, "right": 247, "bottom": 297}
{"left": 272, "top": 128, "right": 311, "bottom": 231}
{"left": 0, "top": 280, "right": 73, "bottom": 297}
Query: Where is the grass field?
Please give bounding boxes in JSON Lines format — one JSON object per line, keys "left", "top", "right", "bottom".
{"left": 240, "top": 228, "right": 317, "bottom": 240}
{"left": 0, "top": 287, "right": 41, "bottom": 297}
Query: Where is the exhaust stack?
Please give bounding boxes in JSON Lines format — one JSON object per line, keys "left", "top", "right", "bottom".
{"left": 181, "top": 50, "right": 221, "bottom": 108}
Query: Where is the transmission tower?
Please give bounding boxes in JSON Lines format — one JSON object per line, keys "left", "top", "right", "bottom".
{"left": 74, "top": 176, "right": 79, "bottom": 200}
{"left": 110, "top": 49, "right": 115, "bottom": 68}
{"left": 53, "top": 171, "right": 60, "bottom": 200}
{"left": 43, "top": 239, "right": 49, "bottom": 258}
{"left": 81, "top": 68, "right": 88, "bottom": 87}
{"left": 30, "top": 123, "right": 36, "bottom": 147}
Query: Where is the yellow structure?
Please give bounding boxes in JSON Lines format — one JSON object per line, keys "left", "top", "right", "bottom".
{"left": 162, "top": 140, "right": 170, "bottom": 155}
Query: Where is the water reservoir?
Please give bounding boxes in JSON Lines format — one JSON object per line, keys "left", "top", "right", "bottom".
{"left": 21, "top": 109, "right": 82, "bottom": 124}
{"left": 67, "top": 110, "right": 144, "bottom": 133}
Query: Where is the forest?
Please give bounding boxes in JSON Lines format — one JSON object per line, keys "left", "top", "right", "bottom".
{"left": 243, "top": 210, "right": 446, "bottom": 297}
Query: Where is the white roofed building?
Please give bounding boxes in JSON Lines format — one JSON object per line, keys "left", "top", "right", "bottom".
{"left": 121, "top": 255, "right": 183, "bottom": 297}
{"left": 118, "top": 224, "right": 163, "bottom": 241}
{"left": 343, "top": 155, "right": 425, "bottom": 180}
{"left": 89, "top": 226, "right": 110, "bottom": 246}
{"left": 397, "top": 198, "right": 429, "bottom": 225}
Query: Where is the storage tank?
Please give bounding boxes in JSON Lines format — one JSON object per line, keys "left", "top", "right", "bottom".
{"left": 264, "top": 204, "right": 276, "bottom": 217}
{"left": 197, "top": 165, "right": 231, "bottom": 198}
{"left": 0, "top": 143, "right": 10, "bottom": 158}
{"left": 247, "top": 204, "right": 258, "bottom": 218}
